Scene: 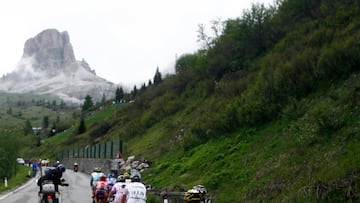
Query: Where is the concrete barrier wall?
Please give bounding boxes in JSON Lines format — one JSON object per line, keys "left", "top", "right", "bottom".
{"left": 61, "top": 158, "right": 114, "bottom": 175}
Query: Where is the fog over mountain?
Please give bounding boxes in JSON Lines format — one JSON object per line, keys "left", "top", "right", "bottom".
{"left": 0, "top": 29, "right": 116, "bottom": 104}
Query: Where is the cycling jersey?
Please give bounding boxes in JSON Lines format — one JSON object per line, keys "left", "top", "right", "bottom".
{"left": 111, "top": 182, "right": 129, "bottom": 203}
{"left": 106, "top": 176, "right": 117, "bottom": 190}
{"left": 91, "top": 172, "right": 105, "bottom": 190}
{"left": 94, "top": 180, "right": 110, "bottom": 203}
{"left": 126, "top": 182, "right": 147, "bottom": 203}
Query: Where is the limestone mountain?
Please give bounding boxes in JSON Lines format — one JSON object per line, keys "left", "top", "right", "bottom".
{"left": 0, "top": 29, "right": 116, "bottom": 104}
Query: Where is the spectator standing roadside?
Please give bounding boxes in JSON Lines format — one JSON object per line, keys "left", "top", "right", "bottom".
{"left": 32, "top": 161, "right": 38, "bottom": 177}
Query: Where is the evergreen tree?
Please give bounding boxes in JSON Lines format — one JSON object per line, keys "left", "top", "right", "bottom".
{"left": 60, "top": 100, "right": 66, "bottom": 109}
{"left": 132, "top": 85, "right": 138, "bottom": 98}
{"left": 115, "top": 86, "right": 124, "bottom": 102}
{"left": 42, "top": 116, "right": 49, "bottom": 130}
{"left": 140, "top": 83, "right": 146, "bottom": 91}
{"left": 82, "top": 95, "right": 94, "bottom": 112}
{"left": 77, "top": 117, "right": 86, "bottom": 134}
{"left": 24, "top": 120, "right": 33, "bottom": 135}
{"left": 153, "top": 67, "right": 162, "bottom": 85}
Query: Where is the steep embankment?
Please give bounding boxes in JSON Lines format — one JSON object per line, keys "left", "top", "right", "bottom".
{"left": 31, "top": 0, "right": 360, "bottom": 202}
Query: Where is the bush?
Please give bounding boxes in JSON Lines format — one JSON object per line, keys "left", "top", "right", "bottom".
{"left": 89, "top": 121, "right": 111, "bottom": 140}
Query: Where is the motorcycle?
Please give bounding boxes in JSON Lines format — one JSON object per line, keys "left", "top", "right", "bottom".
{"left": 39, "top": 179, "right": 69, "bottom": 203}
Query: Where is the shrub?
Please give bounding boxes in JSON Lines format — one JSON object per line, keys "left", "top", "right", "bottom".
{"left": 89, "top": 121, "right": 111, "bottom": 140}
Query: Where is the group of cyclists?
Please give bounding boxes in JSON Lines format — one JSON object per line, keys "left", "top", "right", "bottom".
{"left": 36, "top": 161, "right": 147, "bottom": 203}
{"left": 90, "top": 167, "right": 147, "bottom": 203}
{"left": 36, "top": 161, "right": 208, "bottom": 203}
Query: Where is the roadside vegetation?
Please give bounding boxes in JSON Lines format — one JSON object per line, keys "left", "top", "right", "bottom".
{"left": 1, "top": 0, "right": 360, "bottom": 201}
{"left": 0, "top": 165, "right": 32, "bottom": 193}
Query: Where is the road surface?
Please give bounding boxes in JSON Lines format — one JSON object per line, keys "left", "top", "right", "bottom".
{"left": 0, "top": 169, "right": 93, "bottom": 203}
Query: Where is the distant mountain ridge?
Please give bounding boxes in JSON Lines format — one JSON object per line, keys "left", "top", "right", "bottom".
{"left": 0, "top": 29, "right": 116, "bottom": 104}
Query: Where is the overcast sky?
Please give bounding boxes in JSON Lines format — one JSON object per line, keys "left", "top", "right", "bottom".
{"left": 0, "top": 0, "right": 273, "bottom": 87}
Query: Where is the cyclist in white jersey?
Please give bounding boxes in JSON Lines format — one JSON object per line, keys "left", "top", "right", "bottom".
{"left": 126, "top": 174, "right": 146, "bottom": 203}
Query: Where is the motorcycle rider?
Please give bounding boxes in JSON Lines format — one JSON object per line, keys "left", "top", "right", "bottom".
{"left": 37, "top": 164, "right": 66, "bottom": 199}
{"left": 109, "top": 175, "right": 129, "bottom": 203}
{"left": 93, "top": 174, "right": 110, "bottom": 203}
{"left": 126, "top": 173, "right": 146, "bottom": 203}
{"left": 53, "top": 160, "right": 60, "bottom": 167}
{"left": 73, "top": 162, "right": 78, "bottom": 172}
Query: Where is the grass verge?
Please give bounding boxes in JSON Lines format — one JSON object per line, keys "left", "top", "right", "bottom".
{"left": 0, "top": 165, "right": 33, "bottom": 193}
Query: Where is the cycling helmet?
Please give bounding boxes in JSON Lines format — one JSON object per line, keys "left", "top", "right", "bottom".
{"left": 193, "top": 185, "right": 207, "bottom": 194}
{"left": 108, "top": 172, "right": 115, "bottom": 178}
{"left": 131, "top": 174, "right": 141, "bottom": 182}
{"left": 100, "top": 174, "right": 107, "bottom": 181}
{"left": 57, "top": 164, "right": 66, "bottom": 173}
{"left": 94, "top": 167, "right": 102, "bottom": 172}
{"left": 124, "top": 172, "right": 130, "bottom": 179}
{"left": 117, "top": 175, "right": 126, "bottom": 183}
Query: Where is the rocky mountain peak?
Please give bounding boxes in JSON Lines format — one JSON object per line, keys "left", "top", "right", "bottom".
{"left": 23, "top": 29, "right": 76, "bottom": 74}
{"left": 0, "top": 29, "right": 116, "bottom": 104}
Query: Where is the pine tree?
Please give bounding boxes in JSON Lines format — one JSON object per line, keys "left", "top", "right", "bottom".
{"left": 82, "top": 95, "right": 94, "bottom": 112}
{"left": 115, "top": 86, "right": 124, "bottom": 102}
{"left": 153, "top": 67, "right": 162, "bottom": 85}
{"left": 77, "top": 117, "right": 86, "bottom": 134}
{"left": 24, "top": 120, "right": 33, "bottom": 135}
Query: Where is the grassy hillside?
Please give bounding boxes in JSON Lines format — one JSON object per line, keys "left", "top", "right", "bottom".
{"left": 11, "top": 0, "right": 360, "bottom": 202}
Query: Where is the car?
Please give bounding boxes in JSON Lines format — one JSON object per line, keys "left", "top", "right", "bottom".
{"left": 16, "top": 158, "right": 25, "bottom": 165}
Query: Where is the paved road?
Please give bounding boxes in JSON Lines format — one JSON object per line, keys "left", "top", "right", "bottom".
{"left": 0, "top": 169, "right": 93, "bottom": 203}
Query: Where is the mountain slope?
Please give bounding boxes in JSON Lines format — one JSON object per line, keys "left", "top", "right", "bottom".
{"left": 26, "top": 0, "right": 360, "bottom": 202}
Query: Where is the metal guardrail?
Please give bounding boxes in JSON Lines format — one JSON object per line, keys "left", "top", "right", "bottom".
{"left": 148, "top": 190, "right": 215, "bottom": 203}
{"left": 57, "top": 139, "right": 123, "bottom": 160}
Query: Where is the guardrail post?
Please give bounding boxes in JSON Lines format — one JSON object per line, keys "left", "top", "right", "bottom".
{"left": 162, "top": 194, "right": 168, "bottom": 203}
{"left": 4, "top": 177, "right": 8, "bottom": 187}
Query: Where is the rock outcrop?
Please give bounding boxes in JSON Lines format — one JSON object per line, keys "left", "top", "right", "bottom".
{"left": 0, "top": 29, "right": 116, "bottom": 104}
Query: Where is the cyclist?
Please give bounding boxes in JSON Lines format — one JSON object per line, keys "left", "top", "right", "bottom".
{"left": 106, "top": 172, "right": 117, "bottom": 191}
{"left": 184, "top": 185, "right": 208, "bottom": 203}
{"left": 124, "top": 171, "right": 131, "bottom": 184}
{"left": 73, "top": 162, "right": 78, "bottom": 172}
{"left": 91, "top": 167, "right": 105, "bottom": 196}
{"left": 93, "top": 174, "right": 110, "bottom": 203}
{"left": 109, "top": 175, "right": 129, "bottom": 203}
{"left": 126, "top": 173, "right": 146, "bottom": 203}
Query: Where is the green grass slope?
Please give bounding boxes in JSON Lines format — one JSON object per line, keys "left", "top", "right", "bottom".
{"left": 21, "top": 0, "right": 360, "bottom": 202}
